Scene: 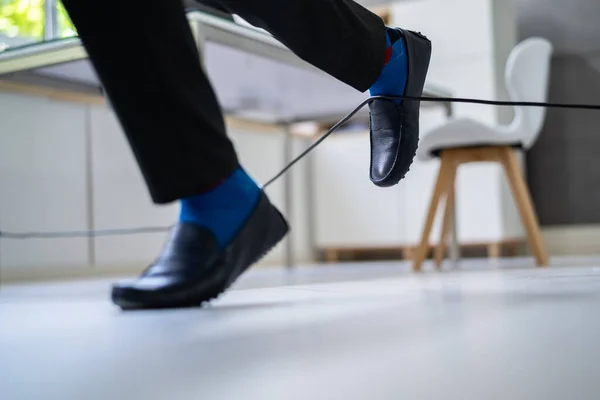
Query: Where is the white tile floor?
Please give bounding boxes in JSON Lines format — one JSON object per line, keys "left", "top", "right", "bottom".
{"left": 2, "top": 258, "right": 600, "bottom": 399}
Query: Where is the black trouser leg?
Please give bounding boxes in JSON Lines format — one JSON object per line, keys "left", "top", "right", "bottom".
{"left": 61, "top": 0, "right": 238, "bottom": 204}
{"left": 202, "top": 0, "right": 387, "bottom": 91}
{"left": 61, "top": 0, "right": 386, "bottom": 204}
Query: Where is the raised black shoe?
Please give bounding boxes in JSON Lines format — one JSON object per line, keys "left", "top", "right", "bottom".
{"left": 369, "top": 28, "right": 432, "bottom": 187}
{"left": 111, "top": 191, "right": 288, "bottom": 310}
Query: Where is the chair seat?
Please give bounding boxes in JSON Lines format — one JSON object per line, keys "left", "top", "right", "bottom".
{"left": 417, "top": 118, "right": 522, "bottom": 161}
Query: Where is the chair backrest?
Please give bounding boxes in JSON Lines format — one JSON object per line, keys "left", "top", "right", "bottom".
{"left": 505, "top": 37, "right": 554, "bottom": 148}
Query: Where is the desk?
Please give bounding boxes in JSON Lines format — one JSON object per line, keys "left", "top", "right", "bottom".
{"left": 0, "top": 10, "right": 458, "bottom": 267}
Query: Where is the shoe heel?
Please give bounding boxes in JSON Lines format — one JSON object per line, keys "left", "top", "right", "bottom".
{"left": 268, "top": 207, "right": 290, "bottom": 244}
{"left": 404, "top": 30, "right": 432, "bottom": 95}
{"left": 241, "top": 205, "right": 289, "bottom": 278}
{"left": 250, "top": 196, "right": 290, "bottom": 266}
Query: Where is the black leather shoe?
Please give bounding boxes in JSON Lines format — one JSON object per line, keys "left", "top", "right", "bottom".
{"left": 111, "top": 192, "right": 289, "bottom": 310}
{"left": 369, "top": 28, "right": 432, "bottom": 187}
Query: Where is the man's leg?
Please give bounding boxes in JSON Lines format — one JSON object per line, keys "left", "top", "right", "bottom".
{"left": 60, "top": 0, "right": 288, "bottom": 309}
{"left": 204, "top": 0, "right": 385, "bottom": 92}
{"left": 62, "top": 0, "right": 235, "bottom": 203}
{"left": 208, "top": 0, "right": 432, "bottom": 186}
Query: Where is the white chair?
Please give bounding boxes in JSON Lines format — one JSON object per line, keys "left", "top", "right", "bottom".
{"left": 413, "top": 37, "right": 554, "bottom": 271}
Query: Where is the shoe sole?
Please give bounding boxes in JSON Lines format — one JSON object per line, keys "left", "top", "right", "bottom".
{"left": 113, "top": 203, "right": 289, "bottom": 310}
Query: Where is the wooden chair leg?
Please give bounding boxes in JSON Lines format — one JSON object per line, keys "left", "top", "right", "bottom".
{"left": 434, "top": 177, "right": 457, "bottom": 268}
{"left": 499, "top": 148, "right": 548, "bottom": 267}
{"left": 506, "top": 242, "right": 518, "bottom": 257}
{"left": 325, "top": 249, "right": 339, "bottom": 263}
{"left": 487, "top": 243, "right": 501, "bottom": 259}
{"left": 413, "top": 152, "right": 458, "bottom": 271}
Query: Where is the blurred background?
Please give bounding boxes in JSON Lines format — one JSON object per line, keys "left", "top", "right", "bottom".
{"left": 1, "top": 0, "right": 599, "bottom": 279}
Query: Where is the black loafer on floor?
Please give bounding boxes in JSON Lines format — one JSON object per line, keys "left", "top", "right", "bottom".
{"left": 111, "top": 191, "right": 289, "bottom": 310}
{"left": 369, "top": 28, "right": 432, "bottom": 187}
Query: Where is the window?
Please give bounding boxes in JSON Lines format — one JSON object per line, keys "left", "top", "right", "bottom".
{"left": 56, "top": 0, "right": 75, "bottom": 38}
{"left": 0, "top": 0, "right": 75, "bottom": 51}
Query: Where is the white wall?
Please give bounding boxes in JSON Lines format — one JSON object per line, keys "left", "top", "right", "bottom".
{"left": 0, "top": 91, "right": 313, "bottom": 276}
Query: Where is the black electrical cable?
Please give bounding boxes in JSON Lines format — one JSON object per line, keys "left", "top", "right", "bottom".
{"left": 263, "top": 94, "right": 600, "bottom": 188}
{"left": 2, "top": 94, "right": 600, "bottom": 240}
{"left": 0, "top": 227, "right": 170, "bottom": 239}
{"left": 388, "top": 95, "right": 600, "bottom": 110}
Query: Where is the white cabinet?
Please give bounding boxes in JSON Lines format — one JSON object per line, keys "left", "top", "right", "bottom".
{"left": 0, "top": 93, "right": 90, "bottom": 269}
{"left": 0, "top": 93, "right": 313, "bottom": 274}
{"left": 314, "top": 130, "right": 442, "bottom": 249}
{"left": 314, "top": 132, "right": 405, "bottom": 247}
{"left": 313, "top": 128, "right": 525, "bottom": 249}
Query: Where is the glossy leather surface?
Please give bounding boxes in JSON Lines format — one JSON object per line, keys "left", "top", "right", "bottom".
{"left": 370, "top": 29, "right": 432, "bottom": 187}
{"left": 111, "top": 192, "right": 289, "bottom": 309}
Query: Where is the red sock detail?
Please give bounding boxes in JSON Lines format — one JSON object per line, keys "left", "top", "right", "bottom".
{"left": 201, "top": 178, "right": 226, "bottom": 193}
{"left": 384, "top": 46, "right": 393, "bottom": 65}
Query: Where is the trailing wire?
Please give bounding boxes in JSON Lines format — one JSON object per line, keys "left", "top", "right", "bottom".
{"left": 262, "top": 94, "right": 600, "bottom": 188}
{"left": 2, "top": 94, "right": 600, "bottom": 240}
{"left": 0, "top": 227, "right": 169, "bottom": 239}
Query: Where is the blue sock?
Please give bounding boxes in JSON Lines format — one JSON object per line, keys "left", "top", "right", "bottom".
{"left": 179, "top": 167, "right": 261, "bottom": 248}
{"left": 369, "top": 28, "right": 408, "bottom": 104}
